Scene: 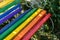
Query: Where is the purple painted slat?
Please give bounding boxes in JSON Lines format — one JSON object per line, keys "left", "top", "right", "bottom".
{"left": 0, "top": 8, "right": 22, "bottom": 24}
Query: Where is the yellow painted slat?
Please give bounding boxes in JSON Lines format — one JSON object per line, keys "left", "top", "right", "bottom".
{"left": 4, "top": 8, "right": 42, "bottom": 40}
{"left": 0, "top": 0, "right": 14, "bottom": 8}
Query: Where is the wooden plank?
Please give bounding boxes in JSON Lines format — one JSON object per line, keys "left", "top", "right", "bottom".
{"left": 0, "top": 0, "right": 14, "bottom": 8}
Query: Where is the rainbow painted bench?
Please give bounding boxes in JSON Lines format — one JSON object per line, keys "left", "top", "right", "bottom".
{"left": 0, "top": 0, "right": 51, "bottom": 40}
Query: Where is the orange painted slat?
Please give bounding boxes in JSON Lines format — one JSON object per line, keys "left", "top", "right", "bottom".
{"left": 13, "top": 10, "right": 46, "bottom": 40}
